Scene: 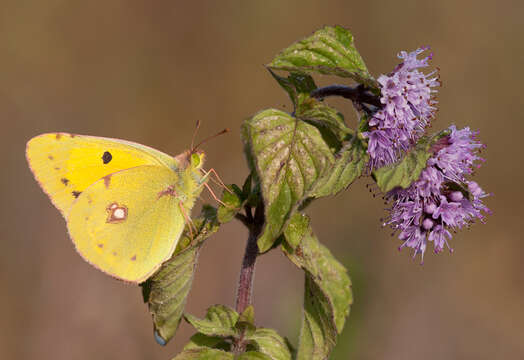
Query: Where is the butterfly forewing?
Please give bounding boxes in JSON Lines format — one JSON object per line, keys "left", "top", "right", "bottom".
{"left": 26, "top": 133, "right": 176, "bottom": 216}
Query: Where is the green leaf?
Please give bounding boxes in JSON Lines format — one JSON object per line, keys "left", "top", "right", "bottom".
{"left": 246, "top": 328, "right": 293, "bottom": 360}
{"left": 185, "top": 305, "right": 239, "bottom": 338}
{"left": 235, "top": 305, "right": 256, "bottom": 338}
{"left": 282, "top": 215, "right": 352, "bottom": 359}
{"left": 269, "top": 70, "right": 317, "bottom": 110}
{"left": 243, "top": 109, "right": 335, "bottom": 252}
{"left": 270, "top": 69, "right": 353, "bottom": 150}
{"left": 297, "top": 276, "right": 335, "bottom": 360}
{"left": 173, "top": 347, "right": 233, "bottom": 360}
{"left": 141, "top": 206, "right": 220, "bottom": 345}
{"left": 237, "top": 305, "right": 255, "bottom": 327}
{"left": 296, "top": 98, "right": 352, "bottom": 145}
{"left": 283, "top": 213, "right": 310, "bottom": 251}
{"left": 310, "top": 138, "right": 368, "bottom": 198}
{"left": 236, "top": 351, "right": 272, "bottom": 360}
{"left": 268, "top": 26, "right": 376, "bottom": 89}
{"left": 217, "top": 185, "right": 245, "bottom": 224}
{"left": 372, "top": 136, "right": 433, "bottom": 193}
{"left": 183, "top": 333, "right": 232, "bottom": 352}
{"left": 242, "top": 173, "right": 253, "bottom": 200}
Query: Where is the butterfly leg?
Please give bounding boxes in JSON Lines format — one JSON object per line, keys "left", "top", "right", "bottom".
{"left": 201, "top": 168, "right": 233, "bottom": 194}
{"left": 159, "top": 186, "right": 198, "bottom": 240}
{"left": 178, "top": 201, "right": 197, "bottom": 240}
{"left": 203, "top": 182, "right": 233, "bottom": 208}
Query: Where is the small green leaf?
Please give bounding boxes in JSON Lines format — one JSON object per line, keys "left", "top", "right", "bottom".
{"left": 310, "top": 138, "right": 368, "bottom": 198}
{"left": 141, "top": 206, "right": 220, "bottom": 345}
{"left": 269, "top": 69, "right": 318, "bottom": 110}
{"left": 236, "top": 352, "right": 272, "bottom": 360}
{"left": 372, "top": 137, "right": 433, "bottom": 193}
{"left": 244, "top": 109, "right": 335, "bottom": 252}
{"left": 141, "top": 245, "right": 199, "bottom": 346}
{"left": 246, "top": 328, "right": 293, "bottom": 360}
{"left": 217, "top": 185, "right": 245, "bottom": 224}
{"left": 242, "top": 173, "right": 253, "bottom": 200}
{"left": 269, "top": 26, "right": 376, "bottom": 89}
{"left": 283, "top": 213, "right": 310, "bottom": 251}
{"left": 282, "top": 215, "right": 352, "bottom": 359}
{"left": 297, "top": 276, "right": 336, "bottom": 360}
{"left": 269, "top": 69, "right": 352, "bottom": 150}
{"left": 183, "top": 333, "right": 232, "bottom": 352}
{"left": 173, "top": 347, "right": 233, "bottom": 360}
{"left": 185, "top": 305, "right": 239, "bottom": 338}
{"left": 235, "top": 305, "right": 256, "bottom": 338}
{"left": 238, "top": 305, "right": 255, "bottom": 326}
{"left": 241, "top": 122, "right": 257, "bottom": 175}
{"left": 296, "top": 98, "right": 352, "bottom": 145}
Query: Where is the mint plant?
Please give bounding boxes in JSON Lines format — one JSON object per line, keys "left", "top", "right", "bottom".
{"left": 141, "top": 26, "right": 490, "bottom": 359}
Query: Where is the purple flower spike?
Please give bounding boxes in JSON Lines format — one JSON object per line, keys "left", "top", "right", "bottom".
{"left": 381, "top": 126, "right": 490, "bottom": 261}
{"left": 363, "top": 47, "right": 440, "bottom": 169}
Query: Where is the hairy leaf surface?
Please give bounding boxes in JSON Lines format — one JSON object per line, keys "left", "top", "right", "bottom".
{"left": 184, "top": 305, "right": 239, "bottom": 338}
{"left": 217, "top": 184, "right": 245, "bottom": 224}
{"left": 141, "top": 206, "right": 220, "bottom": 345}
{"left": 269, "top": 26, "right": 376, "bottom": 88}
{"left": 173, "top": 347, "right": 233, "bottom": 359}
{"left": 246, "top": 328, "right": 293, "bottom": 360}
{"left": 244, "top": 109, "right": 334, "bottom": 252}
{"left": 297, "top": 98, "right": 352, "bottom": 145}
{"left": 283, "top": 215, "right": 352, "bottom": 359}
{"left": 269, "top": 70, "right": 317, "bottom": 110}
{"left": 372, "top": 137, "right": 432, "bottom": 193}
{"left": 311, "top": 138, "right": 368, "bottom": 197}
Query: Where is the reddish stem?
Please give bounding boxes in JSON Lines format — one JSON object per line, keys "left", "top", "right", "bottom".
{"left": 235, "top": 227, "right": 260, "bottom": 314}
{"left": 233, "top": 204, "right": 263, "bottom": 353}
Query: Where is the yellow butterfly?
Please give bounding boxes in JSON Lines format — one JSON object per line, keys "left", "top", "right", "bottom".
{"left": 26, "top": 133, "right": 209, "bottom": 283}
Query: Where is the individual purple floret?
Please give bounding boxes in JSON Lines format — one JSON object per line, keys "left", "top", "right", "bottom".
{"left": 363, "top": 47, "right": 440, "bottom": 169}
{"left": 381, "top": 126, "right": 490, "bottom": 262}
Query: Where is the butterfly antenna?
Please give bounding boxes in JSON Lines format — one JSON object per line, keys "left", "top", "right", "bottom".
{"left": 192, "top": 128, "right": 229, "bottom": 153}
{"left": 190, "top": 119, "right": 201, "bottom": 152}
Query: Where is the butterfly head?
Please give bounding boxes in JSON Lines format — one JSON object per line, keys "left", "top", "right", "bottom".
{"left": 173, "top": 150, "right": 205, "bottom": 171}
{"left": 176, "top": 124, "right": 227, "bottom": 171}
{"left": 190, "top": 150, "right": 205, "bottom": 170}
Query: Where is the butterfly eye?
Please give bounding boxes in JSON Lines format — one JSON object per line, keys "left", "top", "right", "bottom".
{"left": 190, "top": 153, "right": 201, "bottom": 167}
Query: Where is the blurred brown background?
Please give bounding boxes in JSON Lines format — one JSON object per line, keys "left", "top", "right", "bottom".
{"left": 1, "top": 1, "right": 522, "bottom": 359}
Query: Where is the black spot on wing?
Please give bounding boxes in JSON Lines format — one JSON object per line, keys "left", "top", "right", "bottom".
{"left": 61, "top": 178, "right": 69, "bottom": 185}
{"left": 72, "top": 191, "right": 82, "bottom": 198}
{"left": 102, "top": 151, "right": 112, "bottom": 164}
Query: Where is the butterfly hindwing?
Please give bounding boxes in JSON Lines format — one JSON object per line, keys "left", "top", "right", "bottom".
{"left": 67, "top": 165, "right": 185, "bottom": 283}
{"left": 26, "top": 133, "right": 176, "bottom": 216}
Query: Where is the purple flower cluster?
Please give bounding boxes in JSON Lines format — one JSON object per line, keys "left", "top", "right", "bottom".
{"left": 364, "top": 47, "right": 440, "bottom": 169}
{"left": 382, "top": 126, "right": 490, "bottom": 262}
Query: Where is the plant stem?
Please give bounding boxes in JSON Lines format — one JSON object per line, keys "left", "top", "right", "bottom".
{"left": 310, "top": 84, "right": 381, "bottom": 107}
{"left": 235, "top": 228, "right": 260, "bottom": 314}
{"left": 233, "top": 204, "right": 264, "bottom": 353}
